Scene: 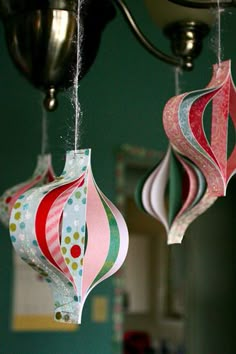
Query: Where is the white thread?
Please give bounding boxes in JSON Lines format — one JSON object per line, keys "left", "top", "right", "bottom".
{"left": 174, "top": 66, "right": 182, "bottom": 96}
{"left": 73, "top": 0, "right": 84, "bottom": 151}
{"left": 216, "top": 0, "right": 223, "bottom": 66}
{"left": 41, "top": 104, "right": 48, "bottom": 155}
{"left": 40, "top": 93, "right": 48, "bottom": 155}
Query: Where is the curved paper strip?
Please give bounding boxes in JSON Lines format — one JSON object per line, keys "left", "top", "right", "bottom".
{"left": 9, "top": 149, "right": 129, "bottom": 324}
{"left": 37, "top": 176, "right": 85, "bottom": 283}
{"left": 168, "top": 190, "right": 217, "bottom": 244}
{"left": 173, "top": 154, "right": 199, "bottom": 218}
{"left": 168, "top": 148, "right": 184, "bottom": 225}
{"left": 9, "top": 152, "right": 86, "bottom": 323}
{"left": 0, "top": 154, "right": 54, "bottom": 227}
{"left": 81, "top": 167, "right": 111, "bottom": 299}
{"left": 80, "top": 171, "right": 129, "bottom": 321}
{"left": 167, "top": 156, "right": 216, "bottom": 244}
{"left": 227, "top": 78, "right": 236, "bottom": 180}
{"left": 163, "top": 60, "right": 236, "bottom": 196}
{"left": 137, "top": 146, "right": 213, "bottom": 243}
{"left": 139, "top": 146, "right": 171, "bottom": 232}
{"left": 181, "top": 157, "right": 207, "bottom": 209}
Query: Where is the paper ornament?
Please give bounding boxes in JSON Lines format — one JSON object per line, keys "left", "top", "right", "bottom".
{"left": 0, "top": 154, "right": 54, "bottom": 227}
{"left": 163, "top": 60, "right": 236, "bottom": 197}
{"left": 136, "top": 146, "right": 217, "bottom": 244}
{"left": 137, "top": 60, "right": 236, "bottom": 243}
{"left": 9, "top": 149, "right": 129, "bottom": 324}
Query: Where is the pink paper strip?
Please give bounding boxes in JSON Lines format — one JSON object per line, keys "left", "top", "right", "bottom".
{"left": 82, "top": 167, "right": 110, "bottom": 298}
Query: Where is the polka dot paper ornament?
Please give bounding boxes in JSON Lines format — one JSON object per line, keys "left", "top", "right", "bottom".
{"left": 163, "top": 60, "right": 236, "bottom": 197}
{"left": 136, "top": 146, "right": 217, "bottom": 244}
{"left": 9, "top": 149, "right": 129, "bottom": 324}
{"left": 0, "top": 154, "right": 54, "bottom": 227}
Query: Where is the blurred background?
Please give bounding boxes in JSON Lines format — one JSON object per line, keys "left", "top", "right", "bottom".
{"left": 0, "top": 0, "right": 235, "bottom": 353}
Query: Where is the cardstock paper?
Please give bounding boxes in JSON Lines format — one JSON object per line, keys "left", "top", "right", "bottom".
{"left": 9, "top": 149, "right": 129, "bottom": 324}
{"left": 137, "top": 146, "right": 216, "bottom": 244}
{"left": 0, "top": 155, "right": 54, "bottom": 227}
{"left": 139, "top": 60, "right": 236, "bottom": 243}
{"left": 163, "top": 60, "right": 236, "bottom": 197}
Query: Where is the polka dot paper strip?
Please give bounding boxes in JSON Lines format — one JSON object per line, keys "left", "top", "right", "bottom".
{"left": 163, "top": 60, "right": 236, "bottom": 197}
{"left": 9, "top": 149, "right": 129, "bottom": 324}
{"left": 0, "top": 154, "right": 54, "bottom": 227}
{"left": 136, "top": 146, "right": 217, "bottom": 244}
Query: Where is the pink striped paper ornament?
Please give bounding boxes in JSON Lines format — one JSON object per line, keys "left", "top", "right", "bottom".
{"left": 137, "top": 59, "right": 236, "bottom": 244}
{"left": 9, "top": 149, "right": 129, "bottom": 324}
{"left": 163, "top": 60, "right": 236, "bottom": 197}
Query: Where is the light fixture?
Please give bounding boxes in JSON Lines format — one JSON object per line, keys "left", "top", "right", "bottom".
{"left": 145, "top": 0, "right": 215, "bottom": 69}
{"left": 0, "top": 0, "right": 116, "bottom": 111}
{"left": 168, "top": 0, "right": 236, "bottom": 8}
{"left": 115, "top": 0, "right": 215, "bottom": 70}
{"left": 0, "top": 0, "right": 228, "bottom": 111}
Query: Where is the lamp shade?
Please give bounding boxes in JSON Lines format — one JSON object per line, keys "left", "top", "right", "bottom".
{"left": 144, "top": 0, "right": 215, "bottom": 28}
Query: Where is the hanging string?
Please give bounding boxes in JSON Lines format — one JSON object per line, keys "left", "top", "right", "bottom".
{"left": 41, "top": 103, "right": 48, "bottom": 156}
{"left": 39, "top": 92, "right": 48, "bottom": 156}
{"left": 174, "top": 66, "right": 182, "bottom": 96}
{"left": 216, "top": 0, "right": 223, "bottom": 67}
{"left": 169, "top": 66, "right": 182, "bottom": 150}
{"left": 73, "top": 0, "right": 84, "bottom": 152}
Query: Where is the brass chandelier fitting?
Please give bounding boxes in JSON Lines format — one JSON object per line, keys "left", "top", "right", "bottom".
{"left": 0, "top": 0, "right": 116, "bottom": 111}
{"left": 0, "top": 0, "right": 229, "bottom": 111}
{"left": 169, "top": 0, "right": 236, "bottom": 8}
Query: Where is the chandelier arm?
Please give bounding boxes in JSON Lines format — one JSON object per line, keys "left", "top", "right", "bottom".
{"left": 168, "top": 0, "right": 236, "bottom": 8}
{"left": 113, "top": 0, "right": 183, "bottom": 68}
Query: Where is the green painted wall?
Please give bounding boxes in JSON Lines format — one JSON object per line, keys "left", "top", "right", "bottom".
{"left": 0, "top": 1, "right": 236, "bottom": 353}
{"left": 185, "top": 181, "right": 236, "bottom": 354}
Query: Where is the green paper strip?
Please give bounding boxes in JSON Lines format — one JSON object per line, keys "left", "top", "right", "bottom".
{"left": 168, "top": 149, "right": 183, "bottom": 225}
{"left": 93, "top": 197, "right": 120, "bottom": 284}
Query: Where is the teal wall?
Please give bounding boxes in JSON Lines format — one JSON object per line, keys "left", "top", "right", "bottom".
{"left": 185, "top": 181, "right": 236, "bottom": 354}
{"left": 0, "top": 1, "right": 236, "bottom": 353}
